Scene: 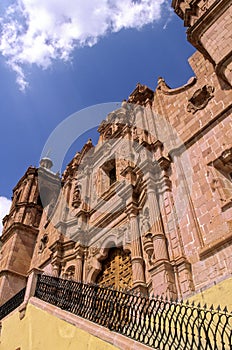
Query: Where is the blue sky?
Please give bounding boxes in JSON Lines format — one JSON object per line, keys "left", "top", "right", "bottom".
{"left": 0, "top": 0, "right": 195, "bottom": 230}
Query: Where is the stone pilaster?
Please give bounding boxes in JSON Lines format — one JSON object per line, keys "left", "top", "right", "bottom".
{"left": 143, "top": 173, "right": 177, "bottom": 298}
{"left": 50, "top": 241, "right": 63, "bottom": 277}
{"left": 126, "top": 204, "right": 147, "bottom": 294}
{"left": 22, "top": 175, "right": 33, "bottom": 202}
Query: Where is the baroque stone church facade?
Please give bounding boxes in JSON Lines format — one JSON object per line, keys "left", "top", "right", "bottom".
{"left": 0, "top": 0, "right": 231, "bottom": 305}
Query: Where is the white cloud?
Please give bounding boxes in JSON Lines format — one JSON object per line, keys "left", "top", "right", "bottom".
{"left": 0, "top": 196, "right": 12, "bottom": 235}
{"left": 0, "top": 0, "right": 167, "bottom": 90}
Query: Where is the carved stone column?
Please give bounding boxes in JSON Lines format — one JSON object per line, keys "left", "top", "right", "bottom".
{"left": 143, "top": 173, "right": 177, "bottom": 299}
{"left": 75, "top": 243, "right": 84, "bottom": 282}
{"left": 157, "top": 159, "right": 194, "bottom": 298}
{"left": 126, "top": 204, "right": 147, "bottom": 294}
{"left": 50, "top": 241, "right": 62, "bottom": 277}
{"left": 145, "top": 176, "right": 169, "bottom": 261}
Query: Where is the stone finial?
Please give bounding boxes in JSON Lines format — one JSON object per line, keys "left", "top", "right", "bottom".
{"left": 157, "top": 77, "right": 170, "bottom": 91}
{"left": 128, "top": 82, "right": 154, "bottom": 106}
{"left": 121, "top": 99, "right": 128, "bottom": 108}
{"left": 39, "top": 157, "right": 53, "bottom": 170}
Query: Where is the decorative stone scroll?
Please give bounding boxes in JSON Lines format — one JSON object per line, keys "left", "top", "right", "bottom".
{"left": 187, "top": 85, "right": 214, "bottom": 113}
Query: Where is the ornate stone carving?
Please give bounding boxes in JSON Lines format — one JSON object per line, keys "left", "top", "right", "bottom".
{"left": 142, "top": 207, "right": 151, "bottom": 232}
{"left": 128, "top": 83, "right": 154, "bottom": 106}
{"left": 89, "top": 246, "right": 100, "bottom": 257}
{"left": 143, "top": 232, "right": 154, "bottom": 263}
{"left": 221, "top": 148, "right": 232, "bottom": 166}
{"left": 72, "top": 183, "right": 82, "bottom": 208}
{"left": 208, "top": 147, "right": 232, "bottom": 208}
{"left": 171, "top": 0, "right": 210, "bottom": 27}
{"left": 187, "top": 85, "right": 214, "bottom": 113}
{"left": 64, "top": 265, "right": 75, "bottom": 280}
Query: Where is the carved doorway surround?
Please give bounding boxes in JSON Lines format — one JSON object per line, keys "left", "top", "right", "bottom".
{"left": 96, "top": 247, "right": 132, "bottom": 289}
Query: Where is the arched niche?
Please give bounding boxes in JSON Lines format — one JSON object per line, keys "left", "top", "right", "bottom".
{"left": 63, "top": 265, "right": 75, "bottom": 280}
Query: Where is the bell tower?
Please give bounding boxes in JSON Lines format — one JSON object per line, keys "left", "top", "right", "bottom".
{"left": 172, "top": 0, "right": 232, "bottom": 87}
{"left": 0, "top": 166, "right": 42, "bottom": 303}
{"left": 0, "top": 158, "right": 60, "bottom": 304}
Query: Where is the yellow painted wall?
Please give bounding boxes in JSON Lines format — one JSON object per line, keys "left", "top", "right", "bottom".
{"left": 0, "top": 303, "right": 119, "bottom": 350}
{"left": 1, "top": 278, "right": 231, "bottom": 350}
{"left": 188, "top": 277, "right": 232, "bottom": 311}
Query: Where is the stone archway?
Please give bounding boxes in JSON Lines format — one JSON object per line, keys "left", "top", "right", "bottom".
{"left": 95, "top": 247, "right": 132, "bottom": 289}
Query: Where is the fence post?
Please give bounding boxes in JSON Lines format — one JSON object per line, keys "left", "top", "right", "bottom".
{"left": 19, "top": 268, "right": 43, "bottom": 319}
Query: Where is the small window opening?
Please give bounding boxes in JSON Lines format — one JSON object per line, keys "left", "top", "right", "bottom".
{"left": 102, "top": 158, "right": 117, "bottom": 188}
{"left": 109, "top": 167, "right": 116, "bottom": 185}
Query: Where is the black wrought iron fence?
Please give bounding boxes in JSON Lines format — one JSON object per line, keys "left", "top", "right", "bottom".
{"left": 0, "top": 287, "right": 26, "bottom": 320}
{"left": 35, "top": 274, "right": 232, "bottom": 349}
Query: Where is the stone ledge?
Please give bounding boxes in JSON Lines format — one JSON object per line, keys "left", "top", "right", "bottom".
{"left": 199, "top": 231, "right": 232, "bottom": 260}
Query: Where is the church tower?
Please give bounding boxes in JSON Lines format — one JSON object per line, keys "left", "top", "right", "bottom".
{"left": 172, "top": 0, "right": 232, "bottom": 87}
{"left": 0, "top": 159, "right": 60, "bottom": 304}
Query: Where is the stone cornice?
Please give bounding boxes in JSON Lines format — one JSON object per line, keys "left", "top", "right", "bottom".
{"left": 38, "top": 167, "right": 60, "bottom": 184}
{"left": 87, "top": 207, "right": 126, "bottom": 242}
{"left": 3, "top": 202, "right": 43, "bottom": 226}
{"left": 1, "top": 222, "right": 39, "bottom": 244}
{"left": 199, "top": 230, "right": 232, "bottom": 260}
{"left": 89, "top": 180, "right": 128, "bottom": 215}
{"left": 0, "top": 269, "right": 27, "bottom": 279}
{"left": 89, "top": 201, "right": 126, "bottom": 231}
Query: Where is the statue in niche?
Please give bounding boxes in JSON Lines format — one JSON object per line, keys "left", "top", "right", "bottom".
{"left": 132, "top": 126, "right": 139, "bottom": 142}
{"left": 73, "top": 183, "right": 82, "bottom": 208}
{"left": 38, "top": 234, "right": 49, "bottom": 253}
{"left": 142, "top": 207, "right": 151, "bottom": 233}
{"left": 47, "top": 197, "right": 56, "bottom": 219}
